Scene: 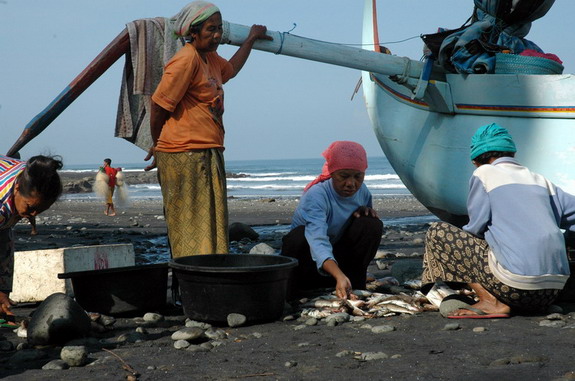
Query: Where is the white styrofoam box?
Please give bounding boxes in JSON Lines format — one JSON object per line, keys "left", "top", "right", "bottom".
{"left": 10, "top": 244, "right": 135, "bottom": 303}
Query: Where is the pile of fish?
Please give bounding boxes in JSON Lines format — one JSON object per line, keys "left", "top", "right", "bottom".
{"left": 298, "top": 288, "right": 435, "bottom": 320}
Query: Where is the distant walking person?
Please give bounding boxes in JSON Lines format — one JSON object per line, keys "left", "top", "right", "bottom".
{"left": 96, "top": 158, "right": 121, "bottom": 216}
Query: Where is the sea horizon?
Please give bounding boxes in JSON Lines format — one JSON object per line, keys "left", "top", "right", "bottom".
{"left": 61, "top": 156, "right": 411, "bottom": 200}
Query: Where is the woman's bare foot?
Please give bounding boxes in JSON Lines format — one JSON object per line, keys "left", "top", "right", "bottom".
{"left": 450, "top": 282, "right": 511, "bottom": 316}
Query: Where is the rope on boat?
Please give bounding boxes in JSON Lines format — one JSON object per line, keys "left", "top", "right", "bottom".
{"left": 394, "top": 57, "right": 412, "bottom": 84}
{"left": 275, "top": 23, "right": 297, "bottom": 55}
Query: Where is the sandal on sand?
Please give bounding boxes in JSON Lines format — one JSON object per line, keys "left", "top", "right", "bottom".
{"left": 447, "top": 306, "right": 510, "bottom": 319}
{"left": 439, "top": 294, "right": 476, "bottom": 318}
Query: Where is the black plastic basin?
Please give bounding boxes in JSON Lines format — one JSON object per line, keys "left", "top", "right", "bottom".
{"left": 170, "top": 254, "right": 297, "bottom": 324}
{"left": 58, "top": 263, "right": 168, "bottom": 316}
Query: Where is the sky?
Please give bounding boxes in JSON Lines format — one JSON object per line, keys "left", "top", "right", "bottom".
{"left": 1, "top": 0, "right": 573, "bottom": 166}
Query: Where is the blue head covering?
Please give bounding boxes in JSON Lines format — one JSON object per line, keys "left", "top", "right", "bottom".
{"left": 470, "top": 123, "right": 517, "bottom": 160}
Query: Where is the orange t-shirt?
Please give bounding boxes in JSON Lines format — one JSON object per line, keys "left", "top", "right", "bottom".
{"left": 152, "top": 44, "right": 234, "bottom": 152}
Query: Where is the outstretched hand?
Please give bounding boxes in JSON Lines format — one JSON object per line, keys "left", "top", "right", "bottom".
{"left": 353, "top": 206, "right": 379, "bottom": 219}
{"left": 0, "top": 291, "right": 15, "bottom": 316}
{"left": 144, "top": 147, "right": 156, "bottom": 171}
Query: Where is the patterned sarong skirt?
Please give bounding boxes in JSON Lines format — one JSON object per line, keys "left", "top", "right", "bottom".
{"left": 156, "top": 149, "right": 229, "bottom": 258}
{"left": 422, "top": 222, "right": 559, "bottom": 312}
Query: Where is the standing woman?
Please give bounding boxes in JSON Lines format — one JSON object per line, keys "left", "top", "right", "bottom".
{"left": 145, "top": 1, "right": 272, "bottom": 257}
{"left": 0, "top": 155, "right": 63, "bottom": 316}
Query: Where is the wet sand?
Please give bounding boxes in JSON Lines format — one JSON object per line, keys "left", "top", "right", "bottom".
{"left": 2, "top": 196, "right": 575, "bottom": 380}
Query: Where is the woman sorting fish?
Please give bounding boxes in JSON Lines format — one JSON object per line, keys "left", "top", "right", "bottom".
{"left": 0, "top": 155, "right": 63, "bottom": 319}
{"left": 145, "top": 1, "right": 272, "bottom": 257}
{"left": 281, "top": 141, "right": 384, "bottom": 300}
{"left": 422, "top": 123, "right": 575, "bottom": 318}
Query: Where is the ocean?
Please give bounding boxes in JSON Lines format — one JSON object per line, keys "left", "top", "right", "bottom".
{"left": 61, "top": 156, "right": 410, "bottom": 200}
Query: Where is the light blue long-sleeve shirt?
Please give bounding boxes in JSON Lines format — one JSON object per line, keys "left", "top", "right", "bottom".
{"left": 463, "top": 157, "right": 575, "bottom": 289}
{"left": 291, "top": 179, "right": 373, "bottom": 273}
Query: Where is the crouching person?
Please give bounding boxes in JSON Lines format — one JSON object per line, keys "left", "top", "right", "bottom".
{"left": 281, "top": 141, "right": 383, "bottom": 300}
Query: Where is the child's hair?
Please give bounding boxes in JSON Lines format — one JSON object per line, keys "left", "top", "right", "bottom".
{"left": 104, "top": 158, "right": 112, "bottom": 165}
{"left": 18, "top": 155, "right": 64, "bottom": 203}
{"left": 473, "top": 151, "right": 515, "bottom": 165}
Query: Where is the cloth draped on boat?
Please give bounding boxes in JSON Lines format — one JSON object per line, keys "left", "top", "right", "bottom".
{"left": 155, "top": 149, "right": 229, "bottom": 257}
{"left": 428, "top": 0, "right": 555, "bottom": 74}
{"left": 114, "top": 17, "right": 185, "bottom": 151}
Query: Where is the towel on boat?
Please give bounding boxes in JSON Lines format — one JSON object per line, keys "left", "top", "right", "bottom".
{"left": 114, "top": 17, "right": 185, "bottom": 151}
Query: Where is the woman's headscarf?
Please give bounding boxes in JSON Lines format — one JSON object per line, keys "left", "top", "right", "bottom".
{"left": 172, "top": 1, "right": 220, "bottom": 38}
{"left": 304, "top": 141, "right": 368, "bottom": 192}
{"left": 470, "top": 123, "right": 517, "bottom": 160}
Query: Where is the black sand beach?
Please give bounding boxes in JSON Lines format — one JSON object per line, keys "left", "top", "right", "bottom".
{"left": 2, "top": 176, "right": 575, "bottom": 380}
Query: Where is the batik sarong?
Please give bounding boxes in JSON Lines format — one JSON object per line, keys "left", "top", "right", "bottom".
{"left": 156, "top": 149, "right": 228, "bottom": 257}
{"left": 422, "top": 221, "right": 559, "bottom": 312}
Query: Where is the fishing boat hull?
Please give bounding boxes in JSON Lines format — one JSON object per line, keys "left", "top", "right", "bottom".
{"left": 362, "top": 1, "right": 575, "bottom": 224}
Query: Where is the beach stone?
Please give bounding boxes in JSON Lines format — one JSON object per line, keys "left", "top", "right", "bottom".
{"left": 325, "top": 312, "right": 350, "bottom": 326}
{"left": 174, "top": 340, "right": 190, "bottom": 350}
{"left": 171, "top": 327, "right": 204, "bottom": 341}
{"left": 117, "top": 331, "right": 146, "bottom": 344}
{"left": 185, "top": 320, "right": 212, "bottom": 329}
{"left": 357, "top": 352, "right": 388, "bottom": 361}
{"left": 539, "top": 319, "right": 566, "bottom": 328}
{"left": 249, "top": 243, "right": 276, "bottom": 255}
{"left": 293, "top": 324, "right": 307, "bottom": 331}
{"left": 472, "top": 327, "right": 487, "bottom": 333}
{"left": 390, "top": 259, "right": 423, "bottom": 284}
{"left": 490, "top": 354, "right": 548, "bottom": 367}
{"left": 371, "top": 325, "right": 395, "bottom": 333}
{"left": 443, "top": 323, "right": 461, "bottom": 331}
{"left": 187, "top": 344, "right": 211, "bottom": 352}
{"left": 205, "top": 328, "right": 227, "bottom": 340}
{"left": 336, "top": 350, "right": 354, "bottom": 358}
{"left": 227, "top": 313, "right": 247, "bottom": 327}
{"left": 60, "top": 345, "right": 88, "bottom": 367}
{"left": 229, "top": 222, "right": 259, "bottom": 241}
{"left": 27, "top": 293, "right": 91, "bottom": 346}
{"left": 545, "top": 313, "right": 566, "bottom": 321}
{"left": 305, "top": 318, "right": 318, "bottom": 326}
{"left": 285, "top": 361, "right": 297, "bottom": 367}
{"left": 42, "top": 359, "right": 70, "bottom": 370}
{"left": 143, "top": 312, "right": 164, "bottom": 322}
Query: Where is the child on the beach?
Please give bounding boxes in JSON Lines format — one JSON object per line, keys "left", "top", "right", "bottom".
{"left": 422, "top": 123, "right": 575, "bottom": 318}
{"left": 281, "top": 141, "right": 383, "bottom": 300}
{"left": 0, "top": 155, "right": 63, "bottom": 318}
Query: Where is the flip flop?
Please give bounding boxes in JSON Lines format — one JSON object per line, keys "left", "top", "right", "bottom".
{"left": 439, "top": 294, "right": 476, "bottom": 318}
{"left": 448, "top": 306, "right": 510, "bottom": 319}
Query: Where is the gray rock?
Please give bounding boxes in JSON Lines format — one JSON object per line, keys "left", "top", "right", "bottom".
{"left": 27, "top": 293, "right": 91, "bottom": 346}
{"left": 473, "top": 327, "right": 487, "bottom": 332}
{"left": 227, "top": 313, "right": 247, "bottom": 328}
{"left": 443, "top": 323, "right": 461, "bottom": 331}
{"left": 336, "top": 350, "right": 354, "bottom": 358}
{"left": 204, "top": 328, "right": 227, "bottom": 340}
{"left": 143, "top": 312, "right": 164, "bottom": 322}
{"left": 325, "top": 312, "right": 350, "bottom": 325}
{"left": 305, "top": 318, "right": 318, "bottom": 326}
{"left": 185, "top": 320, "right": 212, "bottom": 329}
{"left": 117, "top": 331, "right": 146, "bottom": 344}
{"left": 171, "top": 327, "right": 204, "bottom": 341}
{"left": 249, "top": 243, "right": 276, "bottom": 255}
{"left": 539, "top": 319, "right": 566, "bottom": 328}
{"left": 358, "top": 352, "right": 389, "bottom": 361}
{"left": 60, "top": 346, "right": 88, "bottom": 367}
{"left": 42, "top": 359, "right": 70, "bottom": 370}
{"left": 186, "top": 344, "right": 211, "bottom": 352}
{"left": 174, "top": 340, "right": 190, "bottom": 349}
{"left": 229, "top": 222, "right": 259, "bottom": 241}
